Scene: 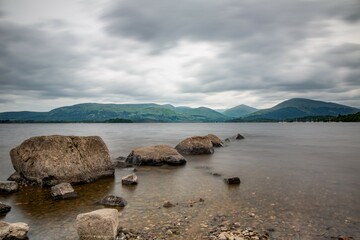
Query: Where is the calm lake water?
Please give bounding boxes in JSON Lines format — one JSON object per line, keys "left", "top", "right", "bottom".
{"left": 0, "top": 123, "right": 359, "bottom": 239}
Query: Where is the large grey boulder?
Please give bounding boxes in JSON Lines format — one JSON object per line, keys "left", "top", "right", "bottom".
{"left": 76, "top": 208, "right": 119, "bottom": 240}
{"left": 51, "top": 183, "right": 78, "bottom": 200}
{"left": 175, "top": 136, "right": 214, "bottom": 155}
{"left": 0, "top": 181, "right": 18, "bottom": 193}
{"left": 0, "top": 221, "right": 29, "bottom": 240}
{"left": 10, "top": 135, "right": 114, "bottom": 186}
{"left": 0, "top": 202, "right": 11, "bottom": 215}
{"left": 125, "top": 145, "right": 186, "bottom": 166}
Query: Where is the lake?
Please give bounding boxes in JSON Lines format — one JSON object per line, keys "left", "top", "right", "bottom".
{"left": 0, "top": 123, "right": 359, "bottom": 239}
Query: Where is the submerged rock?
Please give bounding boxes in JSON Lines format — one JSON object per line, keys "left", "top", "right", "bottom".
{"left": 76, "top": 208, "right": 119, "bottom": 240}
{"left": 121, "top": 173, "right": 138, "bottom": 185}
{"left": 51, "top": 183, "right": 78, "bottom": 200}
{"left": 0, "top": 181, "right": 18, "bottom": 193}
{"left": 100, "top": 195, "right": 127, "bottom": 207}
{"left": 125, "top": 145, "right": 186, "bottom": 166}
{"left": 0, "top": 202, "right": 11, "bottom": 215}
{"left": 9, "top": 135, "right": 114, "bottom": 186}
{"left": 224, "top": 177, "right": 241, "bottom": 185}
{"left": 175, "top": 136, "right": 214, "bottom": 155}
{"left": 0, "top": 221, "right": 29, "bottom": 240}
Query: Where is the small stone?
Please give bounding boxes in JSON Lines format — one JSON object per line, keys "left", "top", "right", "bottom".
{"left": 100, "top": 195, "right": 127, "bottom": 207}
{"left": 224, "top": 177, "right": 241, "bottom": 185}
{"left": 163, "top": 201, "right": 174, "bottom": 208}
{"left": 220, "top": 226, "right": 228, "bottom": 231}
{"left": 200, "top": 224, "right": 208, "bottom": 228}
{"left": 166, "top": 229, "right": 173, "bottom": 235}
{"left": 0, "top": 202, "right": 11, "bottom": 215}
{"left": 199, "top": 198, "right": 205, "bottom": 202}
{"left": 0, "top": 181, "right": 19, "bottom": 193}
{"left": 219, "top": 232, "right": 230, "bottom": 240}
{"left": 51, "top": 183, "right": 78, "bottom": 200}
{"left": 249, "top": 213, "right": 256, "bottom": 217}
{"left": 121, "top": 173, "right": 138, "bottom": 185}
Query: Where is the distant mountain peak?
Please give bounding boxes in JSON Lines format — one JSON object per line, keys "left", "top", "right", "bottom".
{"left": 222, "top": 104, "right": 258, "bottom": 118}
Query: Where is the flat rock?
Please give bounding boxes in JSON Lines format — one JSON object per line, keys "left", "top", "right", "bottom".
{"left": 207, "top": 134, "right": 224, "bottom": 147}
{"left": 76, "top": 208, "right": 119, "bottom": 240}
{"left": 10, "top": 135, "right": 114, "bottom": 186}
{"left": 0, "top": 181, "right": 18, "bottom": 193}
{"left": 51, "top": 183, "right": 78, "bottom": 200}
{"left": 121, "top": 173, "right": 138, "bottom": 185}
{"left": 100, "top": 195, "right": 127, "bottom": 207}
{"left": 224, "top": 177, "right": 241, "bottom": 185}
{"left": 175, "top": 136, "right": 214, "bottom": 155}
{"left": 125, "top": 145, "right": 186, "bottom": 166}
{"left": 0, "top": 202, "right": 11, "bottom": 215}
{"left": 0, "top": 221, "right": 29, "bottom": 240}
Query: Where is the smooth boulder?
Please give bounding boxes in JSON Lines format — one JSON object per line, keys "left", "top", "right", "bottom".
{"left": 10, "top": 135, "right": 114, "bottom": 186}
{"left": 100, "top": 195, "right": 127, "bottom": 207}
{"left": 175, "top": 136, "right": 214, "bottom": 155}
{"left": 0, "top": 221, "right": 29, "bottom": 240}
{"left": 0, "top": 202, "right": 11, "bottom": 215}
{"left": 121, "top": 173, "right": 138, "bottom": 185}
{"left": 125, "top": 145, "right": 186, "bottom": 166}
{"left": 0, "top": 181, "right": 18, "bottom": 193}
{"left": 76, "top": 208, "right": 119, "bottom": 240}
{"left": 51, "top": 183, "right": 78, "bottom": 200}
{"left": 207, "top": 134, "right": 224, "bottom": 147}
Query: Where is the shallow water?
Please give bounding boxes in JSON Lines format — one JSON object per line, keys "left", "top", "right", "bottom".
{"left": 0, "top": 123, "right": 359, "bottom": 239}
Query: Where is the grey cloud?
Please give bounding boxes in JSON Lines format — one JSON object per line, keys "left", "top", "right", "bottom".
{"left": 102, "top": 0, "right": 359, "bottom": 48}
{"left": 0, "top": 21, "right": 87, "bottom": 98}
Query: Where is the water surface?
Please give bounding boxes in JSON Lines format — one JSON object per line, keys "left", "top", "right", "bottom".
{"left": 0, "top": 123, "right": 359, "bottom": 239}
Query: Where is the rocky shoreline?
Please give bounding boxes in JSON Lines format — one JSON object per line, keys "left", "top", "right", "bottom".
{"left": 0, "top": 133, "right": 356, "bottom": 240}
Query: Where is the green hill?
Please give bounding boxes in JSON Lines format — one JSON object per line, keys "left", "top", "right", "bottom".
{"left": 0, "top": 103, "right": 228, "bottom": 123}
{"left": 241, "top": 98, "right": 359, "bottom": 121}
{"left": 222, "top": 104, "right": 258, "bottom": 118}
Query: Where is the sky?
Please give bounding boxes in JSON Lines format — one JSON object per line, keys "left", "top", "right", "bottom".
{"left": 0, "top": 0, "right": 359, "bottom": 112}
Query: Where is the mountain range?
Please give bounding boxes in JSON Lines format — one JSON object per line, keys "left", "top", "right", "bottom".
{"left": 0, "top": 98, "right": 358, "bottom": 123}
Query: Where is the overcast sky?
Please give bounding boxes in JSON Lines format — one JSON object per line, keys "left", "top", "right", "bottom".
{"left": 0, "top": 0, "right": 359, "bottom": 112}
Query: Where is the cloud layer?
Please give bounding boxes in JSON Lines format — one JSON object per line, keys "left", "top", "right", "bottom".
{"left": 0, "top": 0, "right": 359, "bottom": 111}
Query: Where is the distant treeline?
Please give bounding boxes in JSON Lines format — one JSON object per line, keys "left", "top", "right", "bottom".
{"left": 228, "top": 112, "right": 360, "bottom": 123}
{"left": 0, "top": 118, "right": 133, "bottom": 123}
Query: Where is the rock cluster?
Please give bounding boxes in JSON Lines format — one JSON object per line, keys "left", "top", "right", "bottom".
{"left": 125, "top": 145, "right": 186, "bottom": 166}
{"left": 9, "top": 135, "right": 114, "bottom": 186}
